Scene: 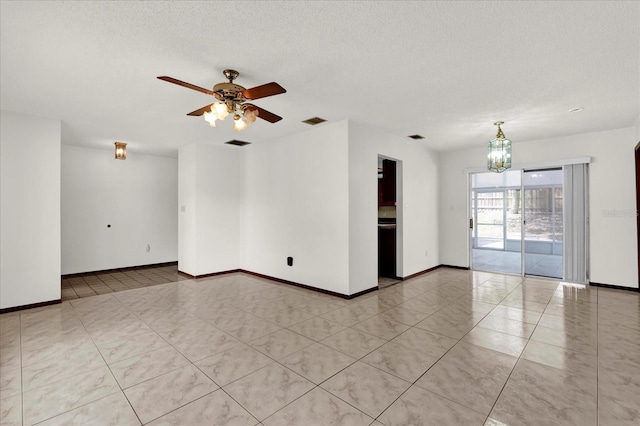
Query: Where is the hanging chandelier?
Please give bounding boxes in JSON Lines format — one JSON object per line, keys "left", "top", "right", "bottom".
{"left": 487, "top": 121, "right": 512, "bottom": 173}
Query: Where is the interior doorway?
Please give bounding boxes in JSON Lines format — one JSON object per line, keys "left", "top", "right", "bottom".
{"left": 470, "top": 168, "right": 564, "bottom": 279}
{"left": 378, "top": 156, "right": 400, "bottom": 288}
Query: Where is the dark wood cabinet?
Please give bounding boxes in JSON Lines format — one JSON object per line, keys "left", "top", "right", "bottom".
{"left": 379, "top": 159, "right": 396, "bottom": 206}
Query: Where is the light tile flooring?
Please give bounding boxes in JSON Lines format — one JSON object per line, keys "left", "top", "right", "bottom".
{"left": 1, "top": 268, "right": 638, "bottom": 425}
{"left": 378, "top": 277, "right": 401, "bottom": 289}
{"left": 61, "top": 264, "right": 184, "bottom": 300}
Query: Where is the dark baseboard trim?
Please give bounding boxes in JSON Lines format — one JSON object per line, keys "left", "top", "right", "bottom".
{"left": 62, "top": 261, "right": 179, "bottom": 278}
{"left": 0, "top": 299, "right": 61, "bottom": 314}
{"left": 401, "top": 264, "right": 470, "bottom": 281}
{"left": 440, "top": 264, "right": 470, "bottom": 270}
{"left": 177, "top": 270, "right": 195, "bottom": 278}
{"left": 348, "top": 286, "right": 379, "bottom": 299}
{"left": 590, "top": 282, "right": 640, "bottom": 292}
{"left": 240, "top": 270, "right": 377, "bottom": 299}
{"left": 401, "top": 265, "right": 442, "bottom": 281}
{"left": 178, "top": 269, "right": 242, "bottom": 279}
{"left": 239, "top": 266, "right": 481, "bottom": 297}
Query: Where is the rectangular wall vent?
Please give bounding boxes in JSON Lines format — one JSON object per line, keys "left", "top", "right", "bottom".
{"left": 225, "top": 140, "right": 251, "bottom": 147}
{"left": 302, "top": 117, "right": 327, "bottom": 125}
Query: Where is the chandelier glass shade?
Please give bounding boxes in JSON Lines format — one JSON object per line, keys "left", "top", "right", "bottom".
{"left": 487, "top": 121, "right": 511, "bottom": 173}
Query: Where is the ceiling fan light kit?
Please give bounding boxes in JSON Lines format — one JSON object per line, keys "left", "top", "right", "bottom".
{"left": 487, "top": 121, "right": 512, "bottom": 173}
{"left": 233, "top": 114, "right": 248, "bottom": 131}
{"left": 157, "top": 69, "right": 285, "bottom": 132}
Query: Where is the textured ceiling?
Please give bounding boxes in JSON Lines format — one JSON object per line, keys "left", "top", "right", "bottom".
{"left": 1, "top": 1, "right": 638, "bottom": 157}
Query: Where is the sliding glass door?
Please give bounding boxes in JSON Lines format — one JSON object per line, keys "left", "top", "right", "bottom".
{"left": 523, "top": 170, "right": 563, "bottom": 278}
{"left": 470, "top": 168, "right": 564, "bottom": 279}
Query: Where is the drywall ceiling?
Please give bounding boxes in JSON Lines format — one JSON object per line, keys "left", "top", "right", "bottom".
{"left": 1, "top": 1, "right": 638, "bottom": 157}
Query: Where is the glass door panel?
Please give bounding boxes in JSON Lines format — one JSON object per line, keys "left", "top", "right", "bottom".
{"left": 523, "top": 169, "right": 563, "bottom": 278}
{"left": 470, "top": 170, "right": 522, "bottom": 275}
{"left": 476, "top": 191, "right": 504, "bottom": 250}
{"left": 506, "top": 188, "right": 522, "bottom": 248}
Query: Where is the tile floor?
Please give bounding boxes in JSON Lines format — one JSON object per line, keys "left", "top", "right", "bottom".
{"left": 61, "top": 264, "right": 185, "bottom": 300}
{"left": 378, "top": 277, "right": 401, "bottom": 289}
{"left": 1, "top": 268, "right": 639, "bottom": 425}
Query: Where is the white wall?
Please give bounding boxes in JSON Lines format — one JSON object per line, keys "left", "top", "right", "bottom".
{"left": 178, "top": 144, "right": 241, "bottom": 276}
{"left": 178, "top": 144, "right": 197, "bottom": 275}
{"left": 1, "top": 110, "right": 61, "bottom": 309}
{"left": 439, "top": 127, "right": 638, "bottom": 289}
{"left": 241, "top": 121, "right": 351, "bottom": 294}
{"left": 195, "top": 144, "right": 241, "bottom": 275}
{"left": 61, "top": 145, "right": 178, "bottom": 274}
{"left": 182, "top": 120, "right": 439, "bottom": 296}
{"left": 348, "top": 121, "right": 440, "bottom": 294}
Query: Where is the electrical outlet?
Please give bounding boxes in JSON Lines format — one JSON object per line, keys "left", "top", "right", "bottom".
{"left": 287, "top": 257, "right": 293, "bottom": 266}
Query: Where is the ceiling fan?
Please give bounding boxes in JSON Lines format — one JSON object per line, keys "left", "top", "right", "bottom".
{"left": 157, "top": 69, "right": 286, "bottom": 131}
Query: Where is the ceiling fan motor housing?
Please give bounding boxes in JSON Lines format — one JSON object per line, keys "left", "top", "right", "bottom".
{"left": 212, "top": 82, "right": 247, "bottom": 102}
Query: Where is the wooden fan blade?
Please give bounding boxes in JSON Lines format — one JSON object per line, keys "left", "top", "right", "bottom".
{"left": 244, "top": 104, "right": 282, "bottom": 123}
{"left": 187, "top": 104, "right": 213, "bottom": 116}
{"left": 157, "top": 76, "right": 216, "bottom": 96}
{"left": 242, "top": 82, "right": 286, "bottom": 100}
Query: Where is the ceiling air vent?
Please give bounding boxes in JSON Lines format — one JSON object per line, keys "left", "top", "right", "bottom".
{"left": 302, "top": 117, "right": 327, "bottom": 125}
{"left": 408, "top": 134, "right": 425, "bottom": 140}
{"left": 225, "top": 139, "right": 251, "bottom": 147}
